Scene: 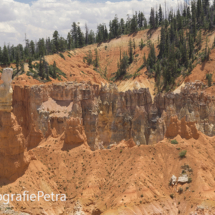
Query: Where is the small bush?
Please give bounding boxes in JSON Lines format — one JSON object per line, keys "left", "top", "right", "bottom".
{"left": 178, "top": 187, "right": 183, "bottom": 194}
{"left": 105, "top": 46, "right": 107, "bottom": 50}
{"left": 179, "top": 150, "right": 187, "bottom": 158}
{"left": 135, "top": 54, "right": 139, "bottom": 58}
{"left": 133, "top": 72, "right": 140, "bottom": 79}
{"left": 206, "top": 73, "right": 213, "bottom": 87}
{"left": 171, "top": 139, "right": 178, "bottom": 144}
{"left": 188, "top": 177, "right": 192, "bottom": 183}
{"left": 59, "top": 53, "right": 65, "bottom": 60}
{"left": 123, "top": 74, "right": 133, "bottom": 80}
{"left": 170, "top": 194, "right": 174, "bottom": 199}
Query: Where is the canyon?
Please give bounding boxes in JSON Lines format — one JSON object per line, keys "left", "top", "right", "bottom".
{"left": 0, "top": 66, "right": 215, "bottom": 214}
{"left": 11, "top": 78, "right": 215, "bottom": 150}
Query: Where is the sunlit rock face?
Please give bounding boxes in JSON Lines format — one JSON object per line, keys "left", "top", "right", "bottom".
{"left": 0, "top": 68, "right": 13, "bottom": 112}
{"left": 0, "top": 112, "right": 30, "bottom": 182}
{"left": 11, "top": 80, "right": 215, "bottom": 150}
{"left": 0, "top": 68, "right": 30, "bottom": 182}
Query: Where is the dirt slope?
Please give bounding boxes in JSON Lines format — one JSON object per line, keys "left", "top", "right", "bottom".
{"left": 1, "top": 130, "right": 215, "bottom": 214}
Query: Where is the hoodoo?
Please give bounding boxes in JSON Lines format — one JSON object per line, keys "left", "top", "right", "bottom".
{"left": 0, "top": 68, "right": 13, "bottom": 112}
{"left": 0, "top": 68, "right": 30, "bottom": 182}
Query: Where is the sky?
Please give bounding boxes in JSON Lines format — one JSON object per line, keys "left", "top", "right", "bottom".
{"left": 0, "top": 0, "right": 184, "bottom": 47}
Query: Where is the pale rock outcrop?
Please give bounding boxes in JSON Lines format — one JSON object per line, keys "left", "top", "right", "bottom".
{"left": 170, "top": 175, "right": 177, "bottom": 185}
{"left": 178, "top": 174, "right": 189, "bottom": 183}
{"left": 0, "top": 68, "right": 13, "bottom": 112}
{"left": 133, "top": 81, "right": 140, "bottom": 90}
{"left": 117, "top": 138, "right": 136, "bottom": 148}
{"left": 71, "top": 201, "right": 86, "bottom": 215}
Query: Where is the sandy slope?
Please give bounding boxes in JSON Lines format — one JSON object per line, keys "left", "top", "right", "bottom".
{"left": 1, "top": 131, "right": 215, "bottom": 214}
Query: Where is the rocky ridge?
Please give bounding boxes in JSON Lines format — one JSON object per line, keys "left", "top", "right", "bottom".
{"left": 10, "top": 80, "right": 215, "bottom": 151}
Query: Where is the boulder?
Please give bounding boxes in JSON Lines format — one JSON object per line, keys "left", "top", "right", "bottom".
{"left": 178, "top": 174, "right": 189, "bottom": 183}
{"left": 170, "top": 175, "right": 177, "bottom": 185}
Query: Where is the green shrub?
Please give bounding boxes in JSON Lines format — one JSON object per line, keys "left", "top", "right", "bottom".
{"left": 83, "top": 50, "right": 93, "bottom": 65}
{"left": 170, "top": 194, "right": 174, "bottom": 199}
{"left": 178, "top": 187, "right": 183, "bottom": 194}
{"left": 135, "top": 54, "right": 139, "bottom": 58}
{"left": 188, "top": 177, "right": 192, "bottom": 183}
{"left": 123, "top": 74, "right": 133, "bottom": 80}
{"left": 171, "top": 139, "right": 178, "bottom": 144}
{"left": 59, "top": 53, "right": 65, "bottom": 60}
{"left": 179, "top": 150, "right": 187, "bottom": 158}
{"left": 206, "top": 73, "right": 213, "bottom": 87}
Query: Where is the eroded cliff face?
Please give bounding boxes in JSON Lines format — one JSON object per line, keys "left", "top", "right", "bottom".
{"left": 2, "top": 77, "right": 215, "bottom": 214}
{"left": 0, "top": 69, "right": 30, "bottom": 183}
{"left": 11, "top": 80, "right": 215, "bottom": 150}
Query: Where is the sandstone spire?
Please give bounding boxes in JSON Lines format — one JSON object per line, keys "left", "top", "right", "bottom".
{"left": 0, "top": 68, "right": 13, "bottom": 112}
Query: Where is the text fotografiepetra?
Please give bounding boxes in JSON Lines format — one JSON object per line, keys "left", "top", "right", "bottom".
{"left": 0, "top": 191, "right": 66, "bottom": 204}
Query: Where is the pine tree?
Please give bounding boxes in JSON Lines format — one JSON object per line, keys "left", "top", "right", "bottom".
{"left": 15, "top": 50, "right": 20, "bottom": 72}
{"left": 159, "top": 26, "right": 166, "bottom": 58}
{"left": 85, "top": 23, "right": 89, "bottom": 45}
{"left": 41, "top": 58, "right": 46, "bottom": 80}
{"left": 77, "top": 25, "right": 84, "bottom": 48}
{"left": 38, "top": 57, "right": 43, "bottom": 77}
{"left": 94, "top": 49, "right": 99, "bottom": 68}
{"left": 2, "top": 45, "right": 10, "bottom": 65}
{"left": 71, "top": 22, "right": 78, "bottom": 48}
{"left": 139, "top": 38, "right": 145, "bottom": 50}
{"left": 120, "top": 18, "right": 125, "bottom": 34}
{"left": 158, "top": 5, "right": 163, "bottom": 25}
{"left": 149, "top": 8, "right": 155, "bottom": 29}
{"left": 116, "top": 52, "right": 129, "bottom": 77}
{"left": 189, "top": 33, "right": 194, "bottom": 59}
{"left": 155, "top": 11, "right": 159, "bottom": 28}
{"left": 197, "top": 30, "right": 202, "bottom": 50}
{"left": 20, "top": 62, "right": 24, "bottom": 74}
{"left": 206, "top": 73, "right": 212, "bottom": 86}
{"left": 28, "top": 57, "right": 33, "bottom": 69}
{"left": 53, "top": 61, "right": 57, "bottom": 79}
{"left": 133, "top": 39, "right": 136, "bottom": 53}
{"left": 147, "top": 43, "right": 156, "bottom": 70}
{"left": 128, "top": 38, "right": 133, "bottom": 64}
{"left": 0, "top": 47, "right": 2, "bottom": 64}
{"left": 130, "top": 14, "right": 138, "bottom": 33}
{"left": 53, "top": 30, "right": 59, "bottom": 53}
{"left": 67, "top": 32, "right": 72, "bottom": 50}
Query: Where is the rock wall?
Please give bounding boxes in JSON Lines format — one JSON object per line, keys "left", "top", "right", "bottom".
{"left": 0, "top": 68, "right": 30, "bottom": 182}
{"left": 0, "top": 112, "right": 30, "bottom": 182}
{"left": 11, "top": 80, "right": 215, "bottom": 150}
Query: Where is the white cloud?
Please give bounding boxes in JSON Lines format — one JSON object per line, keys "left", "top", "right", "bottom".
{"left": 0, "top": 0, "right": 184, "bottom": 47}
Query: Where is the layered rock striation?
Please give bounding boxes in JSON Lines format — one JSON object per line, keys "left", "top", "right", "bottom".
{"left": 11, "top": 80, "right": 215, "bottom": 150}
